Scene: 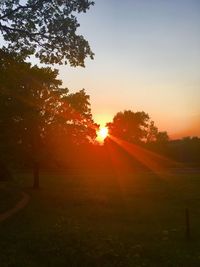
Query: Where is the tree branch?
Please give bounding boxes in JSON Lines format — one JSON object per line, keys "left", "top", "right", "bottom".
{"left": 0, "top": 1, "right": 43, "bottom": 20}
{"left": 0, "top": 24, "right": 49, "bottom": 40}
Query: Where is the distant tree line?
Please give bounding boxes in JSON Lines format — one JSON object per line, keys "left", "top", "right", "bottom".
{"left": 106, "top": 110, "right": 200, "bottom": 166}
{"left": 146, "top": 136, "right": 200, "bottom": 165}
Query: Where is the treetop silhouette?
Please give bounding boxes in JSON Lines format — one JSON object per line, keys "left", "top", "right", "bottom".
{"left": 107, "top": 110, "right": 169, "bottom": 144}
{"left": 0, "top": 0, "right": 94, "bottom": 66}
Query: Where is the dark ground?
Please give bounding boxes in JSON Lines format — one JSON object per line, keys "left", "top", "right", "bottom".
{"left": 0, "top": 168, "right": 200, "bottom": 267}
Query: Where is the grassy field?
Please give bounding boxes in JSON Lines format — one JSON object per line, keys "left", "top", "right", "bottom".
{"left": 0, "top": 168, "right": 200, "bottom": 266}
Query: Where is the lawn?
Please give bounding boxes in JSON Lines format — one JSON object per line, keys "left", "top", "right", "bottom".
{"left": 0, "top": 168, "right": 200, "bottom": 267}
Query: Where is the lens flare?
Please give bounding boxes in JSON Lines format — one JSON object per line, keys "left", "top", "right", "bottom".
{"left": 96, "top": 127, "right": 108, "bottom": 142}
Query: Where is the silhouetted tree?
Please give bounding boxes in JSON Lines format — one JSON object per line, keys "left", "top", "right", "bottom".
{"left": 0, "top": 49, "right": 97, "bottom": 188}
{"left": 146, "top": 120, "right": 158, "bottom": 143}
{"left": 156, "top": 131, "right": 169, "bottom": 144}
{"left": 46, "top": 88, "right": 98, "bottom": 164}
{"left": 107, "top": 110, "right": 170, "bottom": 147}
{"left": 107, "top": 110, "right": 150, "bottom": 143}
{"left": 0, "top": 0, "right": 94, "bottom": 66}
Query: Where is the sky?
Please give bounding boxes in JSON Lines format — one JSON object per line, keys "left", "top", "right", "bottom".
{"left": 57, "top": 0, "right": 200, "bottom": 138}
{"left": 1, "top": 0, "right": 199, "bottom": 138}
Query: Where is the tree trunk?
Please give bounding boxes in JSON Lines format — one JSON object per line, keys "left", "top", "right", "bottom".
{"left": 33, "top": 161, "right": 40, "bottom": 189}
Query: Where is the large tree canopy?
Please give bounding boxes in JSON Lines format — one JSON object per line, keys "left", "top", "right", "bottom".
{"left": 0, "top": 49, "right": 97, "bottom": 186}
{"left": 0, "top": 49, "right": 97, "bottom": 154}
{"left": 107, "top": 110, "right": 150, "bottom": 143}
{"left": 107, "top": 110, "right": 169, "bottom": 144}
{"left": 0, "top": 0, "right": 94, "bottom": 66}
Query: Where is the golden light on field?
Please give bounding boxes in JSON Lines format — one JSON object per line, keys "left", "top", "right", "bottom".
{"left": 96, "top": 126, "right": 108, "bottom": 143}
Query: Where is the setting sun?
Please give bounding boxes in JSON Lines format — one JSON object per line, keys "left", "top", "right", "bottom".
{"left": 96, "top": 126, "right": 109, "bottom": 143}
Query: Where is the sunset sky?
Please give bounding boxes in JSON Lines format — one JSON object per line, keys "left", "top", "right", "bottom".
{"left": 57, "top": 0, "right": 200, "bottom": 138}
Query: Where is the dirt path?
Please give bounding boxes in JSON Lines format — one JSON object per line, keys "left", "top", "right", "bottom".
{"left": 0, "top": 192, "right": 30, "bottom": 223}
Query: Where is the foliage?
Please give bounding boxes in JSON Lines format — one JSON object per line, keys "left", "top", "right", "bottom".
{"left": 156, "top": 131, "right": 169, "bottom": 143}
{"left": 107, "top": 110, "right": 150, "bottom": 143}
{"left": 0, "top": 0, "right": 94, "bottom": 66}
{"left": 146, "top": 120, "right": 158, "bottom": 142}
{"left": 107, "top": 110, "right": 170, "bottom": 145}
{"left": 0, "top": 49, "right": 97, "bottom": 169}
